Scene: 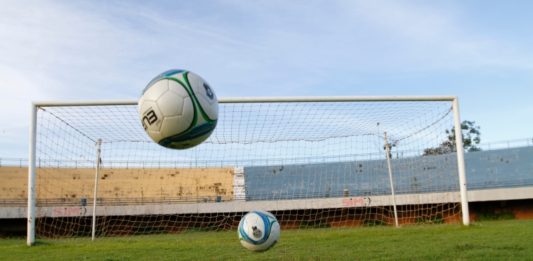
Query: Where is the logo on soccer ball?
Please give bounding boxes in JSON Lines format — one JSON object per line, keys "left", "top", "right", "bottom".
{"left": 252, "top": 226, "right": 262, "bottom": 238}
{"left": 203, "top": 83, "right": 214, "bottom": 100}
{"left": 142, "top": 108, "right": 158, "bottom": 130}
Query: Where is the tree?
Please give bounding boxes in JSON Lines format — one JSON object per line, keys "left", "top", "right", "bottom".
{"left": 423, "top": 120, "right": 481, "bottom": 156}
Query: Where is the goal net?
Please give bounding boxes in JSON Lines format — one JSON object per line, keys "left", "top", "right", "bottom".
{"left": 28, "top": 97, "right": 468, "bottom": 243}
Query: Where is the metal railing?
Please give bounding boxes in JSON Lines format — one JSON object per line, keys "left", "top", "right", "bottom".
{"left": 2, "top": 137, "right": 532, "bottom": 169}
{"left": 478, "top": 137, "right": 533, "bottom": 151}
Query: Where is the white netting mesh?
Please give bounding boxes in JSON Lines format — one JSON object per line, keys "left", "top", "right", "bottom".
{"left": 33, "top": 99, "right": 463, "bottom": 238}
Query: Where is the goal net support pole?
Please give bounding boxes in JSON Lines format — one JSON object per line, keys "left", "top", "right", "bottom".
{"left": 384, "top": 132, "right": 399, "bottom": 228}
{"left": 91, "top": 139, "right": 102, "bottom": 241}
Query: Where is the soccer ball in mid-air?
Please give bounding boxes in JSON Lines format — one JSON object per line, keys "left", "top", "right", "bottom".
{"left": 238, "top": 210, "right": 280, "bottom": 251}
{"left": 138, "top": 69, "right": 218, "bottom": 149}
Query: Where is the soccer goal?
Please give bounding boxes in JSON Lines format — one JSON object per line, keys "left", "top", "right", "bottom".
{"left": 27, "top": 96, "right": 469, "bottom": 246}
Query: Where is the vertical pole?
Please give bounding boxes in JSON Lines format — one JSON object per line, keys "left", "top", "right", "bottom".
{"left": 452, "top": 98, "right": 470, "bottom": 225}
{"left": 27, "top": 104, "right": 37, "bottom": 246}
{"left": 384, "top": 132, "right": 399, "bottom": 228}
{"left": 92, "top": 139, "right": 102, "bottom": 240}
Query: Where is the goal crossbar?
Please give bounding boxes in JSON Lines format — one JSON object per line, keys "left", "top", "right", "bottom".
{"left": 32, "top": 96, "right": 457, "bottom": 107}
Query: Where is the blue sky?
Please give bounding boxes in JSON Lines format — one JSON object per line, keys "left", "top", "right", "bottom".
{"left": 1, "top": 0, "right": 532, "bottom": 158}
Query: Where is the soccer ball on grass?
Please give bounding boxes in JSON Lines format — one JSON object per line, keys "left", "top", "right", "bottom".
{"left": 238, "top": 210, "right": 280, "bottom": 251}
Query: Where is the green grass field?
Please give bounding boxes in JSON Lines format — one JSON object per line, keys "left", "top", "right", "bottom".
{"left": 1, "top": 220, "right": 532, "bottom": 260}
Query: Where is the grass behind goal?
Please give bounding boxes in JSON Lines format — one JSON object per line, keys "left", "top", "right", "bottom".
{"left": 3, "top": 220, "right": 533, "bottom": 260}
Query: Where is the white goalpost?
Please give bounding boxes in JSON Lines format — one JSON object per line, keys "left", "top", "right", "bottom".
{"left": 27, "top": 96, "right": 469, "bottom": 246}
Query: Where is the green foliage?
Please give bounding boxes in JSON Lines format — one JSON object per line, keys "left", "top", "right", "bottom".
{"left": 415, "top": 215, "right": 444, "bottom": 224}
{"left": 1, "top": 220, "right": 532, "bottom": 260}
{"left": 477, "top": 211, "right": 515, "bottom": 221}
{"left": 363, "top": 219, "right": 387, "bottom": 226}
{"left": 298, "top": 220, "right": 330, "bottom": 229}
{"left": 424, "top": 120, "right": 482, "bottom": 155}
{"left": 459, "top": 120, "right": 482, "bottom": 152}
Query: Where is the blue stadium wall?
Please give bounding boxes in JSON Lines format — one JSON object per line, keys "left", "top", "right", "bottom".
{"left": 243, "top": 147, "right": 533, "bottom": 201}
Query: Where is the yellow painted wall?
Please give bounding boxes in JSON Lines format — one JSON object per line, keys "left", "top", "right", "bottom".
{"left": 0, "top": 167, "right": 234, "bottom": 204}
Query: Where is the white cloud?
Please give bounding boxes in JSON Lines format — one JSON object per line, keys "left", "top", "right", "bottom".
{"left": 343, "top": 0, "right": 532, "bottom": 71}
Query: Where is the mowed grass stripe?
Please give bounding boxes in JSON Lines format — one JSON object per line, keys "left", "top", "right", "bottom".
{"left": 1, "top": 220, "right": 532, "bottom": 260}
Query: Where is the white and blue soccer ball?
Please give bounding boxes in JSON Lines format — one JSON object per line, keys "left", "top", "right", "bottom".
{"left": 238, "top": 210, "right": 280, "bottom": 251}
{"left": 138, "top": 69, "right": 218, "bottom": 149}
